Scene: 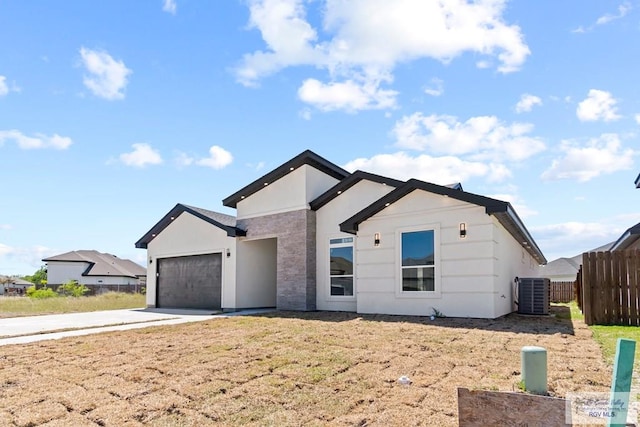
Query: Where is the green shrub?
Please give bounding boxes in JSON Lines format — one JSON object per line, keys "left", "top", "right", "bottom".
{"left": 57, "top": 280, "right": 89, "bottom": 297}
{"left": 26, "top": 286, "right": 58, "bottom": 299}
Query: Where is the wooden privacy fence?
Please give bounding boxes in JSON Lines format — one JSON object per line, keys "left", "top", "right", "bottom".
{"left": 579, "top": 249, "right": 640, "bottom": 326}
{"left": 549, "top": 281, "right": 574, "bottom": 303}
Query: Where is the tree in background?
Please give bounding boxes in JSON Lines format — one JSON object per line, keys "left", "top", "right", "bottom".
{"left": 0, "top": 275, "right": 13, "bottom": 291}
{"left": 23, "top": 266, "right": 47, "bottom": 286}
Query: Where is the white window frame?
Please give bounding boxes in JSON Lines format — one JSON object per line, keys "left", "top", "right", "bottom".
{"left": 395, "top": 224, "right": 441, "bottom": 299}
{"left": 328, "top": 236, "right": 355, "bottom": 300}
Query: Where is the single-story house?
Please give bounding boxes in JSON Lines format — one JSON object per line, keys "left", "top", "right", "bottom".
{"left": 43, "top": 250, "right": 146, "bottom": 293}
{"left": 535, "top": 242, "right": 613, "bottom": 282}
{"left": 0, "top": 277, "right": 33, "bottom": 295}
{"left": 136, "top": 150, "right": 547, "bottom": 319}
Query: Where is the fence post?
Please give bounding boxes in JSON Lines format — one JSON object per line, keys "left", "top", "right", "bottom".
{"left": 582, "top": 253, "right": 592, "bottom": 325}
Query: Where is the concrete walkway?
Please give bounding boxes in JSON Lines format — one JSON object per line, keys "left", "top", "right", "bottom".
{"left": 0, "top": 308, "right": 274, "bottom": 346}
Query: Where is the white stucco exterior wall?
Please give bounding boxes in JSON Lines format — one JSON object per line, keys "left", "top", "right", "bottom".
{"left": 236, "top": 238, "right": 277, "bottom": 309}
{"left": 493, "top": 219, "right": 540, "bottom": 315}
{"left": 237, "top": 165, "right": 340, "bottom": 219}
{"left": 46, "top": 262, "right": 91, "bottom": 285}
{"left": 315, "top": 179, "right": 396, "bottom": 312}
{"left": 144, "top": 212, "right": 237, "bottom": 309}
{"left": 47, "top": 262, "right": 140, "bottom": 286}
{"left": 355, "top": 190, "right": 507, "bottom": 319}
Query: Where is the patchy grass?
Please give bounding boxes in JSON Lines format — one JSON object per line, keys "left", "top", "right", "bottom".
{"left": 0, "top": 292, "right": 145, "bottom": 318}
{"left": 0, "top": 307, "right": 611, "bottom": 426}
{"left": 558, "top": 301, "right": 640, "bottom": 364}
{"left": 590, "top": 325, "right": 640, "bottom": 364}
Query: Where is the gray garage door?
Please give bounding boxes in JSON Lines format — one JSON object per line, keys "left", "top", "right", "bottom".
{"left": 157, "top": 253, "right": 222, "bottom": 309}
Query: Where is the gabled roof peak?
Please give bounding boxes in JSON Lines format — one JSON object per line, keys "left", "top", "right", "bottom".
{"left": 135, "top": 203, "right": 244, "bottom": 249}
{"left": 310, "top": 170, "right": 405, "bottom": 211}
{"left": 222, "top": 150, "right": 349, "bottom": 208}
{"left": 339, "top": 178, "right": 546, "bottom": 264}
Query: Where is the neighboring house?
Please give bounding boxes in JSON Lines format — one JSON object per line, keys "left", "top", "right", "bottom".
{"left": 43, "top": 250, "right": 146, "bottom": 293}
{"left": 536, "top": 242, "right": 613, "bottom": 282}
{"left": 136, "top": 150, "right": 546, "bottom": 319}
{"left": 0, "top": 277, "right": 33, "bottom": 295}
{"left": 635, "top": 173, "right": 639, "bottom": 189}
{"left": 610, "top": 222, "right": 640, "bottom": 251}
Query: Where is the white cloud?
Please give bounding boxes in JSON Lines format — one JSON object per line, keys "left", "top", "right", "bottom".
{"left": 0, "top": 76, "right": 8, "bottom": 96}
{"left": 236, "top": 0, "right": 530, "bottom": 112}
{"left": 343, "top": 151, "right": 506, "bottom": 184}
{"left": 0, "top": 224, "right": 11, "bottom": 231}
{"left": 297, "top": 77, "right": 397, "bottom": 112}
{"left": 487, "top": 192, "right": 537, "bottom": 218}
{"left": 541, "top": 133, "right": 636, "bottom": 182}
{"left": 119, "top": 143, "right": 163, "bottom": 168}
{"left": 79, "top": 47, "right": 132, "bottom": 100}
{"left": 531, "top": 213, "right": 640, "bottom": 260}
{"left": 195, "top": 145, "right": 233, "bottom": 169}
{"left": 576, "top": 89, "right": 621, "bottom": 122}
{"left": 635, "top": 113, "right": 640, "bottom": 125}
{"left": 596, "top": 2, "right": 631, "bottom": 25}
{"left": 0, "top": 243, "right": 13, "bottom": 257}
{"left": 174, "top": 151, "right": 194, "bottom": 167}
{"left": 298, "top": 108, "right": 312, "bottom": 120}
{"left": 515, "top": 93, "right": 542, "bottom": 113}
{"left": 0, "top": 244, "right": 56, "bottom": 274}
{"left": 424, "top": 78, "right": 444, "bottom": 97}
{"left": 572, "top": 2, "right": 631, "bottom": 33}
{"left": 0, "top": 76, "right": 19, "bottom": 96}
{"left": 0, "top": 130, "right": 72, "bottom": 150}
{"left": 163, "top": 0, "right": 177, "bottom": 14}
{"left": 392, "top": 113, "right": 546, "bottom": 162}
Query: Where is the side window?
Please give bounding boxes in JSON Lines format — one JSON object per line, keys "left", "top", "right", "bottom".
{"left": 401, "top": 230, "right": 435, "bottom": 292}
{"left": 329, "top": 237, "right": 354, "bottom": 296}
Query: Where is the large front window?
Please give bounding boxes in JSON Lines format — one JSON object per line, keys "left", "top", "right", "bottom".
{"left": 401, "top": 230, "right": 435, "bottom": 292}
{"left": 329, "top": 237, "right": 354, "bottom": 296}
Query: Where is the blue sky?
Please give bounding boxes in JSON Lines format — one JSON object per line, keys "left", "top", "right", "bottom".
{"left": 1, "top": 0, "right": 639, "bottom": 276}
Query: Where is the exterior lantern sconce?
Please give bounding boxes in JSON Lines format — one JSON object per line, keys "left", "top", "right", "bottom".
{"left": 459, "top": 223, "right": 467, "bottom": 239}
{"left": 226, "top": 248, "right": 231, "bottom": 258}
{"left": 374, "top": 232, "right": 381, "bottom": 247}
{"left": 149, "top": 257, "right": 153, "bottom": 264}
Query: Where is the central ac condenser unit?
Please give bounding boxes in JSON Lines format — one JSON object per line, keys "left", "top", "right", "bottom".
{"left": 518, "top": 277, "right": 549, "bottom": 315}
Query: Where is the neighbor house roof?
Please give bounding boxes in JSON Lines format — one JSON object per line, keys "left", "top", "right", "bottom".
{"left": 223, "top": 150, "right": 350, "bottom": 208}
{"left": 635, "top": 173, "right": 640, "bottom": 189}
{"left": 0, "top": 277, "right": 33, "bottom": 286}
{"left": 537, "top": 257, "right": 581, "bottom": 279}
{"left": 43, "top": 250, "right": 146, "bottom": 278}
{"left": 339, "top": 178, "right": 547, "bottom": 264}
{"left": 309, "top": 170, "right": 405, "bottom": 211}
{"left": 610, "top": 222, "right": 640, "bottom": 251}
{"left": 537, "top": 241, "right": 614, "bottom": 279}
{"left": 135, "top": 203, "right": 245, "bottom": 249}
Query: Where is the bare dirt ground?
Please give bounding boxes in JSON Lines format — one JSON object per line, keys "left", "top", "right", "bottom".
{"left": 0, "top": 306, "right": 611, "bottom": 426}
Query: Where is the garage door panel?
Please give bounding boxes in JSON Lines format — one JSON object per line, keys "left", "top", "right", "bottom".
{"left": 157, "top": 253, "right": 221, "bottom": 309}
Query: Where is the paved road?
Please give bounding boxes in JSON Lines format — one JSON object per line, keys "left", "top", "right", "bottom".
{"left": 0, "top": 308, "right": 273, "bottom": 346}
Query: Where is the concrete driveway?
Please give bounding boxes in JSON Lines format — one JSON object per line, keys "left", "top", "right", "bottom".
{"left": 0, "top": 308, "right": 273, "bottom": 346}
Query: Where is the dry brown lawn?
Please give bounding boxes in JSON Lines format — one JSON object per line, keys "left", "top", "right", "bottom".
{"left": 0, "top": 306, "right": 611, "bottom": 426}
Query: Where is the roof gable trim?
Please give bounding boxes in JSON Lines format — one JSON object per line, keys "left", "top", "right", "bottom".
{"left": 135, "top": 204, "right": 244, "bottom": 249}
{"left": 339, "top": 179, "right": 546, "bottom": 264}
{"left": 309, "top": 170, "right": 405, "bottom": 211}
{"left": 223, "top": 150, "right": 350, "bottom": 208}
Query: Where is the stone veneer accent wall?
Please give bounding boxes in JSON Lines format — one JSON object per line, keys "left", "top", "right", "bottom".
{"left": 237, "top": 209, "right": 316, "bottom": 311}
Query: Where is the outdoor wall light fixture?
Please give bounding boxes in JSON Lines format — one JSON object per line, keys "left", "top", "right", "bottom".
{"left": 226, "top": 248, "right": 231, "bottom": 258}
{"left": 374, "top": 232, "right": 381, "bottom": 247}
{"left": 459, "top": 223, "right": 467, "bottom": 238}
{"left": 149, "top": 258, "right": 153, "bottom": 264}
